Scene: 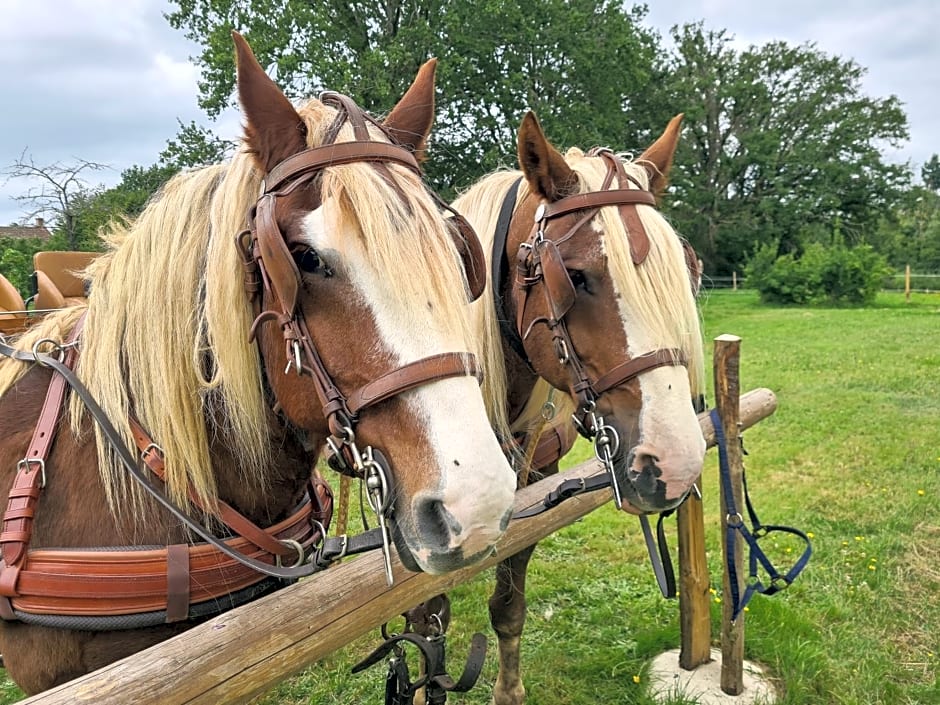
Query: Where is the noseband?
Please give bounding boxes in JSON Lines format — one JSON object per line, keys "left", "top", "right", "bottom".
{"left": 239, "top": 93, "right": 487, "bottom": 581}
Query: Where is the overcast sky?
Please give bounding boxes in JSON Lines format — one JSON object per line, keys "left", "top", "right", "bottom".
{"left": 1, "top": 0, "right": 937, "bottom": 227}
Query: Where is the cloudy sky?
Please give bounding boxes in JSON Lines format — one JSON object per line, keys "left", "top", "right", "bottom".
{"left": 1, "top": 0, "right": 937, "bottom": 226}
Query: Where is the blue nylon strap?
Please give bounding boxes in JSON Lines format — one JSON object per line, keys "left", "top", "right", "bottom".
{"left": 709, "top": 409, "right": 812, "bottom": 621}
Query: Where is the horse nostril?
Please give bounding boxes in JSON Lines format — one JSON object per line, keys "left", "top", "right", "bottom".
{"left": 628, "top": 452, "right": 663, "bottom": 494}
{"left": 412, "top": 495, "right": 462, "bottom": 546}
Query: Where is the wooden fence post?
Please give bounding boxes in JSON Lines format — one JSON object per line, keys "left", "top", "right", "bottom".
{"left": 905, "top": 264, "right": 911, "bottom": 302}
{"left": 714, "top": 334, "right": 745, "bottom": 694}
{"left": 677, "top": 487, "right": 711, "bottom": 669}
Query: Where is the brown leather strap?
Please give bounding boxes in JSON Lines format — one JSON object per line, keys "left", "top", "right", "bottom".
{"left": 346, "top": 353, "right": 482, "bottom": 416}
{"left": 1, "top": 320, "right": 83, "bottom": 567}
{"left": 265, "top": 141, "right": 421, "bottom": 194}
{"left": 7, "top": 495, "right": 325, "bottom": 616}
{"left": 165, "top": 544, "right": 190, "bottom": 623}
{"left": 540, "top": 189, "right": 655, "bottom": 220}
{"left": 599, "top": 151, "right": 651, "bottom": 265}
{"left": 591, "top": 349, "right": 687, "bottom": 396}
{"left": 127, "top": 417, "right": 299, "bottom": 560}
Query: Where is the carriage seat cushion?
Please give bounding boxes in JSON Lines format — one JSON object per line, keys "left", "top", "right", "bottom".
{"left": 32, "top": 251, "right": 98, "bottom": 308}
{"left": 0, "top": 274, "right": 27, "bottom": 333}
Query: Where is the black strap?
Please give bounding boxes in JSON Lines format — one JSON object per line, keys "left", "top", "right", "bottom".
{"left": 0, "top": 337, "right": 381, "bottom": 580}
{"left": 491, "top": 177, "right": 530, "bottom": 364}
{"left": 511, "top": 472, "right": 612, "bottom": 519}
{"left": 710, "top": 409, "right": 812, "bottom": 620}
{"left": 352, "top": 630, "right": 487, "bottom": 703}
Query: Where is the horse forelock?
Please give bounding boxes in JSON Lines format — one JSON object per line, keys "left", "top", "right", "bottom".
{"left": 565, "top": 149, "right": 705, "bottom": 397}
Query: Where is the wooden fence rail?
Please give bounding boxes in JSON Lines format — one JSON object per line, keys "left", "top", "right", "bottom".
{"left": 21, "top": 388, "right": 776, "bottom": 705}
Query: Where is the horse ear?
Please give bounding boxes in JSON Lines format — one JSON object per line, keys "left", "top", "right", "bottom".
{"left": 383, "top": 59, "right": 437, "bottom": 159}
{"left": 517, "top": 111, "right": 577, "bottom": 202}
{"left": 637, "top": 114, "right": 683, "bottom": 197}
{"left": 233, "top": 31, "right": 307, "bottom": 173}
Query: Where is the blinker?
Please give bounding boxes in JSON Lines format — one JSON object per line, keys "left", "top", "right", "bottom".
{"left": 537, "top": 239, "right": 576, "bottom": 321}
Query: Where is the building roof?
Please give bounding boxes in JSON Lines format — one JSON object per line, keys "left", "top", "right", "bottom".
{"left": 0, "top": 218, "right": 52, "bottom": 241}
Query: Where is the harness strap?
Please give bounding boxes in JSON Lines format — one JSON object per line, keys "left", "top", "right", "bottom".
{"left": 265, "top": 141, "right": 421, "bottom": 193}
{"left": 1, "top": 320, "right": 83, "bottom": 568}
{"left": 591, "top": 349, "right": 686, "bottom": 396}
{"left": 491, "top": 177, "right": 529, "bottom": 364}
{"left": 347, "top": 353, "right": 482, "bottom": 416}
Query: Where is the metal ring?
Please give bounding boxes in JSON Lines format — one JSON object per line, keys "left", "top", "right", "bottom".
{"left": 275, "top": 538, "right": 306, "bottom": 568}
{"left": 429, "top": 612, "right": 444, "bottom": 636}
{"left": 31, "top": 338, "right": 65, "bottom": 366}
{"left": 726, "top": 512, "right": 744, "bottom": 528}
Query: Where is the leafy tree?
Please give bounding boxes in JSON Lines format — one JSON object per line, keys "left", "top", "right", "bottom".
{"left": 922, "top": 154, "right": 940, "bottom": 192}
{"left": 0, "top": 238, "right": 44, "bottom": 296}
{"left": 160, "top": 119, "right": 235, "bottom": 169}
{"left": 660, "top": 24, "right": 910, "bottom": 274}
{"left": 63, "top": 163, "right": 180, "bottom": 248}
{"left": 166, "top": 0, "right": 661, "bottom": 194}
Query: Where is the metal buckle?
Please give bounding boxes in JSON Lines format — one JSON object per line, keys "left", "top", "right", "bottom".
{"left": 141, "top": 443, "right": 165, "bottom": 463}
{"left": 17, "top": 458, "right": 46, "bottom": 488}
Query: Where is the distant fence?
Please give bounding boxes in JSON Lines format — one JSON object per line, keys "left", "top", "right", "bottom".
{"left": 882, "top": 271, "right": 940, "bottom": 293}
{"left": 707, "top": 270, "right": 940, "bottom": 294}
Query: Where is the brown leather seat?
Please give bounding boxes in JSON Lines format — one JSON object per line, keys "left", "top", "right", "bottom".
{"left": 0, "top": 274, "right": 28, "bottom": 334}
{"left": 32, "top": 251, "right": 98, "bottom": 310}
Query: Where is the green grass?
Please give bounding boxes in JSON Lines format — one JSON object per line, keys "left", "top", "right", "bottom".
{"left": 2, "top": 290, "right": 939, "bottom": 703}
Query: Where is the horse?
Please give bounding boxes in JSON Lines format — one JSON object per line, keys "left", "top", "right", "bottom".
{"left": 0, "top": 33, "right": 517, "bottom": 695}
{"left": 433, "top": 112, "right": 707, "bottom": 705}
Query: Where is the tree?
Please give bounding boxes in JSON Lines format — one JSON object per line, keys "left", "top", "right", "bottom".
{"left": 922, "top": 154, "right": 940, "bottom": 192}
{"left": 2, "top": 153, "right": 108, "bottom": 250}
{"left": 160, "top": 119, "right": 235, "bottom": 169}
{"left": 659, "top": 24, "right": 910, "bottom": 274}
{"left": 65, "top": 163, "right": 180, "bottom": 247}
{"left": 166, "top": 0, "right": 661, "bottom": 194}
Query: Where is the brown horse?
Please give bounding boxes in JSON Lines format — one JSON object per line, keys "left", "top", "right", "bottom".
{"left": 0, "top": 34, "right": 516, "bottom": 694}
{"left": 444, "top": 113, "right": 707, "bottom": 704}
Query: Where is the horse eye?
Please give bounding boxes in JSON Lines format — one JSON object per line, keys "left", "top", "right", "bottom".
{"left": 293, "top": 247, "right": 322, "bottom": 274}
{"left": 568, "top": 269, "right": 589, "bottom": 293}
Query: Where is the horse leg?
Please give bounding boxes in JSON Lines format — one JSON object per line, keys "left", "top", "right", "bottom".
{"left": 488, "top": 543, "right": 537, "bottom": 705}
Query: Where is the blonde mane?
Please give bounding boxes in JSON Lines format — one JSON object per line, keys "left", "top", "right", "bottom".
{"left": 0, "top": 97, "right": 480, "bottom": 516}
{"left": 454, "top": 150, "right": 705, "bottom": 440}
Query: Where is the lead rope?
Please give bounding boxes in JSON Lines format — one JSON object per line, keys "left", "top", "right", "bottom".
{"left": 710, "top": 409, "right": 812, "bottom": 620}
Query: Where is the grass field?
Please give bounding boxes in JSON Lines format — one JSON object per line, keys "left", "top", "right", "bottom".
{"left": 1, "top": 289, "right": 938, "bottom": 704}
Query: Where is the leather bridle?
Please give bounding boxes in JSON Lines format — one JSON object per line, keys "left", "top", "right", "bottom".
{"left": 238, "top": 92, "right": 489, "bottom": 582}
{"left": 498, "top": 150, "right": 690, "bottom": 509}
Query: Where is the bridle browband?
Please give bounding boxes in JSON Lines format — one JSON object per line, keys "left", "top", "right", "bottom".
{"left": 239, "top": 91, "right": 489, "bottom": 582}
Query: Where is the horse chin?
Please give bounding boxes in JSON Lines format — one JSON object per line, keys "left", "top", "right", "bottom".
{"left": 391, "top": 522, "right": 495, "bottom": 575}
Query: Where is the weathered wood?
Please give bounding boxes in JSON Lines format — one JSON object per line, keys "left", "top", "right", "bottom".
{"left": 677, "top": 383, "right": 777, "bottom": 671}
{"left": 714, "top": 334, "right": 745, "bottom": 695}
{"left": 21, "top": 388, "right": 776, "bottom": 705}
{"left": 677, "top": 487, "right": 710, "bottom": 670}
